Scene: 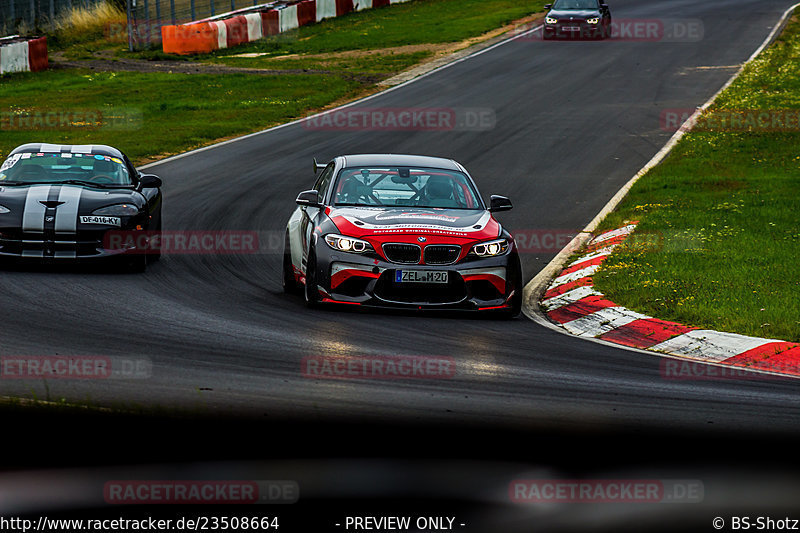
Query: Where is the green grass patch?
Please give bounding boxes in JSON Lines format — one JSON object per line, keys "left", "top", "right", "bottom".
{"left": 0, "top": 70, "right": 360, "bottom": 162}
{"left": 207, "top": 0, "right": 538, "bottom": 57}
{"left": 1, "top": 0, "right": 538, "bottom": 164}
{"left": 211, "top": 50, "right": 432, "bottom": 75}
{"left": 48, "top": 1, "right": 127, "bottom": 50}
{"left": 592, "top": 12, "right": 800, "bottom": 342}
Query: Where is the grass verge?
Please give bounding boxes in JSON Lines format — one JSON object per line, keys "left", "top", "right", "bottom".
{"left": 1, "top": 71, "right": 361, "bottom": 163}
{"left": 592, "top": 11, "right": 800, "bottom": 342}
{"left": 49, "top": 1, "right": 127, "bottom": 50}
{"left": 1, "top": 0, "right": 539, "bottom": 164}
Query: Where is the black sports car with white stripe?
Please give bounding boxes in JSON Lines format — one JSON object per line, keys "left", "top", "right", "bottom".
{"left": 0, "top": 143, "right": 162, "bottom": 271}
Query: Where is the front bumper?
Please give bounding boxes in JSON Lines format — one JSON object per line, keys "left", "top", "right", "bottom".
{"left": 308, "top": 244, "right": 520, "bottom": 312}
{"left": 543, "top": 22, "right": 604, "bottom": 39}
{"left": 0, "top": 226, "right": 152, "bottom": 261}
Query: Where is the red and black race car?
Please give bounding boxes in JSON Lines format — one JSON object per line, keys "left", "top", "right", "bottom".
{"left": 283, "top": 154, "right": 522, "bottom": 317}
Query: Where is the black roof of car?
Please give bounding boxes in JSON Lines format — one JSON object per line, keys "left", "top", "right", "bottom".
{"left": 339, "top": 154, "right": 462, "bottom": 171}
{"left": 9, "top": 143, "right": 127, "bottom": 159}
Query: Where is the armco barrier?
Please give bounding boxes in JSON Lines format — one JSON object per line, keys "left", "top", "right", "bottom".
{"left": 161, "top": 0, "right": 410, "bottom": 55}
{"left": 0, "top": 36, "right": 48, "bottom": 75}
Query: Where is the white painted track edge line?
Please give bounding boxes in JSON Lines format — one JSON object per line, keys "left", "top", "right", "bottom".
{"left": 522, "top": 2, "right": 800, "bottom": 380}
{"left": 138, "top": 24, "right": 542, "bottom": 171}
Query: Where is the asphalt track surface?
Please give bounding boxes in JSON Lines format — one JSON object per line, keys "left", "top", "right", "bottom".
{"left": 3, "top": 1, "right": 800, "bottom": 527}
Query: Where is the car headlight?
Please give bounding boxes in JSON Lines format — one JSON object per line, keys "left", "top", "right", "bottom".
{"left": 470, "top": 238, "right": 510, "bottom": 257}
{"left": 545, "top": 17, "right": 558, "bottom": 24}
{"left": 324, "top": 234, "right": 373, "bottom": 254}
{"left": 587, "top": 17, "right": 600, "bottom": 23}
{"left": 0, "top": 205, "right": 10, "bottom": 214}
{"left": 91, "top": 204, "right": 140, "bottom": 216}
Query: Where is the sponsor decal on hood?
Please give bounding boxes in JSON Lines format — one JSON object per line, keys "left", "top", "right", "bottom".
{"left": 328, "top": 207, "right": 499, "bottom": 240}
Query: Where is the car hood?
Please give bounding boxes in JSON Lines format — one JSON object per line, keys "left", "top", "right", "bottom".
{"left": 326, "top": 206, "right": 500, "bottom": 242}
{"left": 547, "top": 9, "right": 601, "bottom": 18}
{"left": 0, "top": 183, "right": 144, "bottom": 228}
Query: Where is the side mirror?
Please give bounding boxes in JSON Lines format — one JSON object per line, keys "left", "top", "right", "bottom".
{"left": 313, "top": 158, "right": 327, "bottom": 175}
{"left": 544, "top": 4, "right": 552, "bottom": 9}
{"left": 138, "top": 174, "right": 162, "bottom": 189}
{"left": 489, "top": 195, "right": 513, "bottom": 212}
{"left": 296, "top": 189, "right": 321, "bottom": 207}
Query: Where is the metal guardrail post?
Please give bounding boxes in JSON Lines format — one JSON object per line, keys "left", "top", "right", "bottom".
{"left": 126, "top": 0, "right": 133, "bottom": 51}
{"left": 155, "top": 0, "right": 160, "bottom": 45}
{"left": 143, "top": 0, "right": 149, "bottom": 46}
{"left": 189, "top": 0, "right": 194, "bottom": 21}
{"left": 169, "top": 0, "right": 174, "bottom": 24}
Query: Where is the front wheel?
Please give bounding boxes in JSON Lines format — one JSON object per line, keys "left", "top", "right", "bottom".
{"left": 304, "top": 249, "right": 320, "bottom": 308}
{"left": 120, "top": 252, "right": 147, "bottom": 273}
{"left": 283, "top": 231, "right": 301, "bottom": 294}
{"left": 500, "top": 257, "right": 523, "bottom": 319}
{"left": 602, "top": 21, "right": 611, "bottom": 39}
{"left": 147, "top": 216, "right": 162, "bottom": 263}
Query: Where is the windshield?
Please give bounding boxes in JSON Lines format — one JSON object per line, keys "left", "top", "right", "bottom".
{"left": 332, "top": 166, "right": 482, "bottom": 209}
{"left": 0, "top": 152, "right": 132, "bottom": 186}
{"left": 552, "top": 0, "right": 598, "bottom": 9}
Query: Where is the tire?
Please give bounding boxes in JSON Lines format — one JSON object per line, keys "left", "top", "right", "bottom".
{"left": 283, "top": 231, "right": 301, "bottom": 295}
{"left": 500, "top": 256, "right": 523, "bottom": 319}
{"left": 121, "top": 252, "right": 147, "bottom": 273}
{"left": 147, "top": 216, "right": 162, "bottom": 263}
{"left": 303, "top": 248, "right": 320, "bottom": 308}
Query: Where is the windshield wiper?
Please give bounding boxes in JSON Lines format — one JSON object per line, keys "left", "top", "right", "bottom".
{"left": 58, "top": 180, "right": 126, "bottom": 189}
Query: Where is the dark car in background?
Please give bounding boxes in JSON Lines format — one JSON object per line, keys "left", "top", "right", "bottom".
{"left": 543, "top": 0, "right": 611, "bottom": 40}
{"left": 0, "top": 143, "right": 162, "bottom": 271}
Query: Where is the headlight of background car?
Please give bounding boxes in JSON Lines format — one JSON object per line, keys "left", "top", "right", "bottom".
{"left": 471, "top": 238, "right": 510, "bottom": 257}
{"left": 587, "top": 17, "right": 600, "bottom": 23}
{"left": 545, "top": 17, "right": 558, "bottom": 24}
{"left": 91, "top": 204, "right": 139, "bottom": 216}
{"left": 0, "top": 205, "right": 10, "bottom": 214}
{"left": 324, "top": 234, "right": 373, "bottom": 254}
